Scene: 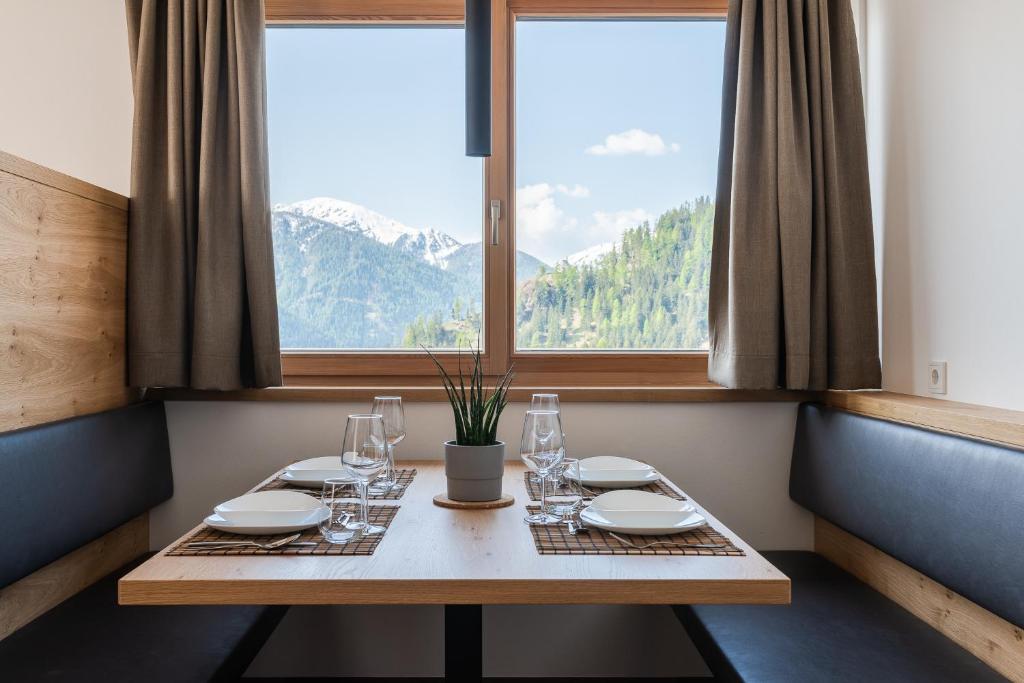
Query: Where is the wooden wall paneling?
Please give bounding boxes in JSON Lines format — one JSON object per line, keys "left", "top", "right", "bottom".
{"left": 815, "top": 517, "right": 1024, "bottom": 682}
{"left": 0, "top": 514, "right": 149, "bottom": 641}
{"left": 0, "top": 151, "right": 143, "bottom": 641}
{"left": 0, "top": 152, "right": 138, "bottom": 432}
{"left": 825, "top": 390, "right": 1024, "bottom": 450}
{"left": 0, "top": 150, "right": 127, "bottom": 212}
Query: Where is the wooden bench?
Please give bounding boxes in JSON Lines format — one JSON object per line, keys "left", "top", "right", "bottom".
{"left": 0, "top": 402, "right": 286, "bottom": 681}
{"left": 675, "top": 402, "right": 1023, "bottom": 682}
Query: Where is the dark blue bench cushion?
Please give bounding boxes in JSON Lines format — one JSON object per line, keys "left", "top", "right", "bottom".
{"left": 0, "top": 402, "right": 173, "bottom": 587}
{"left": 676, "top": 551, "right": 1004, "bottom": 683}
{"left": 790, "top": 402, "right": 1024, "bottom": 627}
{"left": 0, "top": 554, "right": 286, "bottom": 682}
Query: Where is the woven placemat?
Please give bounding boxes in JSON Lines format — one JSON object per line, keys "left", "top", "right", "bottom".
{"left": 256, "top": 468, "right": 417, "bottom": 500}
{"left": 523, "top": 472, "right": 685, "bottom": 502}
{"left": 166, "top": 504, "right": 399, "bottom": 556}
{"left": 525, "top": 507, "right": 743, "bottom": 556}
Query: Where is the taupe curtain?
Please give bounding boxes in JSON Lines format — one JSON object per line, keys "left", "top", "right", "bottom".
{"left": 125, "top": 0, "right": 282, "bottom": 389}
{"left": 708, "top": 0, "right": 881, "bottom": 390}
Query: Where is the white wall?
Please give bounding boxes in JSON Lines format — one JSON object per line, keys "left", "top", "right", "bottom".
{"left": 865, "top": 0, "right": 1024, "bottom": 410}
{"left": 0, "top": 0, "right": 133, "bottom": 194}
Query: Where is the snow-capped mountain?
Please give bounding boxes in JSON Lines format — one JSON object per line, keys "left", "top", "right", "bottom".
{"left": 272, "top": 209, "right": 335, "bottom": 254}
{"left": 275, "top": 197, "right": 462, "bottom": 267}
{"left": 564, "top": 240, "right": 618, "bottom": 266}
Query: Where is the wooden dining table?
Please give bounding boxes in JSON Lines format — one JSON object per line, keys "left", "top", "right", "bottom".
{"left": 120, "top": 461, "right": 790, "bottom": 677}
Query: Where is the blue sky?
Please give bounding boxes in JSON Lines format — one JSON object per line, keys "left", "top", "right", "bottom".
{"left": 266, "top": 20, "right": 725, "bottom": 264}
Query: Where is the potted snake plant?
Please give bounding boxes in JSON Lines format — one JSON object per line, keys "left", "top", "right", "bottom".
{"left": 425, "top": 346, "right": 515, "bottom": 502}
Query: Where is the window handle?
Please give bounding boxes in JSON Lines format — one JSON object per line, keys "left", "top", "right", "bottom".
{"left": 490, "top": 199, "right": 502, "bottom": 246}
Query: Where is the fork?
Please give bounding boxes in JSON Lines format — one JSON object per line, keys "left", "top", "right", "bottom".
{"left": 607, "top": 531, "right": 726, "bottom": 550}
{"left": 185, "top": 532, "right": 309, "bottom": 550}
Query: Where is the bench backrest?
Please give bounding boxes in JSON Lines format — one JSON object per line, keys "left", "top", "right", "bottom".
{"left": 0, "top": 402, "right": 173, "bottom": 587}
{"left": 790, "top": 402, "right": 1024, "bottom": 628}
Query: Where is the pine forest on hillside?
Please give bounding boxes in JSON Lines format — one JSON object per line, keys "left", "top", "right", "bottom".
{"left": 399, "top": 197, "right": 713, "bottom": 350}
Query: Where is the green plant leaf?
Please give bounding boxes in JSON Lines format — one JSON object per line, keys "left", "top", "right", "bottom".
{"left": 424, "top": 345, "right": 514, "bottom": 447}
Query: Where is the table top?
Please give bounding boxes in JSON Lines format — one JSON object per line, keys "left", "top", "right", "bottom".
{"left": 119, "top": 461, "right": 790, "bottom": 606}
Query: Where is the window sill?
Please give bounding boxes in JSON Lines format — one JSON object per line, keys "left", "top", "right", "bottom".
{"left": 145, "top": 386, "right": 815, "bottom": 403}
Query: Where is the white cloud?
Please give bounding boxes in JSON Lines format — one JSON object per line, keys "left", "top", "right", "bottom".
{"left": 590, "top": 209, "right": 655, "bottom": 241}
{"left": 516, "top": 183, "right": 579, "bottom": 244}
{"left": 515, "top": 183, "right": 652, "bottom": 264}
{"left": 585, "top": 129, "right": 680, "bottom": 157}
{"left": 555, "top": 183, "right": 591, "bottom": 198}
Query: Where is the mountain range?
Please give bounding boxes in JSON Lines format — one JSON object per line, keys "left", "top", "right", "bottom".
{"left": 277, "top": 198, "right": 462, "bottom": 267}
{"left": 272, "top": 197, "right": 546, "bottom": 348}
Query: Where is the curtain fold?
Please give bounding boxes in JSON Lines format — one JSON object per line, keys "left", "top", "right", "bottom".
{"left": 708, "top": 0, "right": 880, "bottom": 390}
{"left": 125, "top": 0, "right": 282, "bottom": 389}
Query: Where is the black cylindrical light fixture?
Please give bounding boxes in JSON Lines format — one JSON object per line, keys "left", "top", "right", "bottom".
{"left": 465, "top": 0, "right": 491, "bottom": 157}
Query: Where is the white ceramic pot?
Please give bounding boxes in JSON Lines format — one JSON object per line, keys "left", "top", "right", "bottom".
{"left": 443, "top": 441, "right": 505, "bottom": 502}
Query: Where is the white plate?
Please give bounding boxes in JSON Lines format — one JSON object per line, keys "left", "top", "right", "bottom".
{"left": 565, "top": 456, "right": 661, "bottom": 487}
{"left": 215, "top": 490, "right": 326, "bottom": 526}
{"left": 280, "top": 456, "right": 355, "bottom": 487}
{"left": 580, "top": 490, "right": 705, "bottom": 535}
{"left": 203, "top": 507, "right": 329, "bottom": 536}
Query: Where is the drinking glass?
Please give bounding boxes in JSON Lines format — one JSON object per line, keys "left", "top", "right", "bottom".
{"left": 370, "top": 396, "right": 406, "bottom": 494}
{"left": 545, "top": 457, "right": 583, "bottom": 518}
{"left": 319, "top": 478, "right": 356, "bottom": 544}
{"left": 521, "top": 410, "right": 565, "bottom": 524}
{"left": 341, "top": 414, "right": 389, "bottom": 536}
{"left": 528, "top": 394, "right": 561, "bottom": 485}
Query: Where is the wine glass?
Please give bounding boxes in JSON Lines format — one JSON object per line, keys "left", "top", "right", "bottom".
{"left": 340, "top": 414, "right": 389, "bottom": 536}
{"left": 529, "top": 393, "right": 563, "bottom": 485}
{"left": 370, "top": 396, "right": 405, "bottom": 494}
{"left": 521, "top": 410, "right": 565, "bottom": 525}
{"left": 530, "top": 393, "right": 560, "bottom": 414}
{"left": 530, "top": 394, "right": 561, "bottom": 439}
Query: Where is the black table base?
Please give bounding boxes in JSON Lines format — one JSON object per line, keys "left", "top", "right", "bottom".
{"left": 444, "top": 604, "right": 482, "bottom": 679}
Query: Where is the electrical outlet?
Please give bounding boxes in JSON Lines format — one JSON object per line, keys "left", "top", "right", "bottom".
{"left": 928, "top": 361, "right": 947, "bottom": 395}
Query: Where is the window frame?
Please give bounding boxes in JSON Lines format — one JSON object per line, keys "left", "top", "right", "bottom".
{"left": 268, "top": 0, "right": 729, "bottom": 388}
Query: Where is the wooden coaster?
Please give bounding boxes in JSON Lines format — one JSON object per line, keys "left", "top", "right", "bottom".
{"left": 432, "top": 493, "right": 515, "bottom": 510}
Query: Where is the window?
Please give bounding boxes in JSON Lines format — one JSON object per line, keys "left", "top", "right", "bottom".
{"left": 267, "top": 27, "right": 484, "bottom": 351}
{"left": 515, "top": 19, "right": 724, "bottom": 351}
{"left": 265, "top": 1, "right": 728, "bottom": 386}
